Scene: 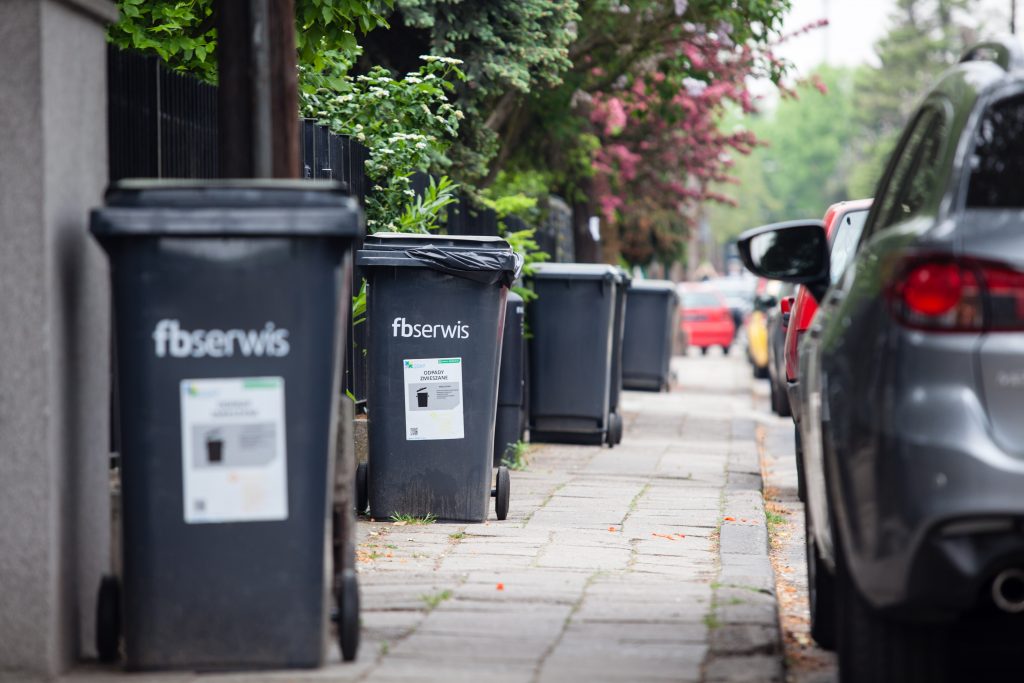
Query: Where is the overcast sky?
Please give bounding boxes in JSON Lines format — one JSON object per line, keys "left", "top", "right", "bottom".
{"left": 775, "top": 0, "right": 1017, "bottom": 75}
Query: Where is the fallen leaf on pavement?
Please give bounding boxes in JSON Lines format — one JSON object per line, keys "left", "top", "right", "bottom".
{"left": 496, "top": 583, "right": 504, "bottom": 591}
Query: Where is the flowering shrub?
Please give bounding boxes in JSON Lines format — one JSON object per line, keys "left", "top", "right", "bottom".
{"left": 300, "top": 50, "right": 466, "bottom": 233}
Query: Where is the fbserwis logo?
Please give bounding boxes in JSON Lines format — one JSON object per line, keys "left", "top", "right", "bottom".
{"left": 152, "top": 319, "right": 290, "bottom": 358}
{"left": 392, "top": 317, "right": 470, "bottom": 339}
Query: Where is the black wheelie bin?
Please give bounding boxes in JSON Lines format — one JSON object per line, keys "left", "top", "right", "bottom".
{"left": 622, "top": 280, "right": 679, "bottom": 391}
{"left": 89, "top": 180, "right": 363, "bottom": 670}
{"left": 526, "top": 263, "right": 621, "bottom": 445}
{"left": 356, "top": 234, "right": 522, "bottom": 522}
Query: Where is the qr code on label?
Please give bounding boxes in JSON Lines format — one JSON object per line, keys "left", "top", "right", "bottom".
{"left": 410, "top": 427, "right": 418, "bottom": 436}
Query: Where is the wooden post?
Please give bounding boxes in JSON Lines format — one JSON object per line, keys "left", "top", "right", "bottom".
{"left": 215, "top": 0, "right": 298, "bottom": 178}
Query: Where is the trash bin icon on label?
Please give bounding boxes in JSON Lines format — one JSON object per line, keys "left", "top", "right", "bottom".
{"left": 416, "top": 387, "right": 429, "bottom": 408}
{"left": 205, "top": 430, "right": 224, "bottom": 464}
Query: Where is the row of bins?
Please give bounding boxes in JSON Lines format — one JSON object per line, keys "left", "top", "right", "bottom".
{"left": 525, "top": 264, "right": 678, "bottom": 447}
{"left": 86, "top": 180, "right": 680, "bottom": 673}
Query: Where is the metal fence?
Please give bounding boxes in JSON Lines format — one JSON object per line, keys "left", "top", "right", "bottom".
{"left": 108, "top": 45, "right": 219, "bottom": 181}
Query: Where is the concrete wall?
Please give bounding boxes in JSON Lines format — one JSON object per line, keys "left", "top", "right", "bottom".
{"left": 0, "top": 0, "right": 116, "bottom": 676}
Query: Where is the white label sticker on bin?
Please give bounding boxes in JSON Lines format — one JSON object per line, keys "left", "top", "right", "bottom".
{"left": 179, "top": 377, "right": 288, "bottom": 524}
{"left": 402, "top": 358, "right": 465, "bottom": 441}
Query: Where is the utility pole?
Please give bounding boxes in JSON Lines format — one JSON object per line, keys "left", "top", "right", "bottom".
{"left": 216, "top": 0, "right": 298, "bottom": 178}
{"left": 1012, "top": 0, "right": 1017, "bottom": 34}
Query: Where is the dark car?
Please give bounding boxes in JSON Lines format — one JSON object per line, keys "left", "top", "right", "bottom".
{"left": 766, "top": 281, "right": 794, "bottom": 416}
{"left": 738, "top": 40, "right": 1024, "bottom": 682}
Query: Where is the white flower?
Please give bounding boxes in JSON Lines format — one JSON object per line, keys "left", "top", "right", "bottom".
{"left": 682, "top": 77, "right": 707, "bottom": 97}
{"left": 455, "top": 110, "right": 465, "bottom": 120}
{"left": 373, "top": 185, "right": 385, "bottom": 191}
{"left": 404, "top": 189, "right": 415, "bottom": 197}
{"left": 415, "top": 142, "right": 427, "bottom": 150}
{"left": 405, "top": 76, "right": 422, "bottom": 84}
{"left": 424, "top": 74, "right": 437, "bottom": 81}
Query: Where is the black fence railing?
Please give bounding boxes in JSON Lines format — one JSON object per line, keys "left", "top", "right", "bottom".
{"left": 108, "top": 44, "right": 219, "bottom": 181}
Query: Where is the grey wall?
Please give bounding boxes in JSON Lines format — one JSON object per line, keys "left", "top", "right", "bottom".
{"left": 0, "top": 0, "right": 116, "bottom": 676}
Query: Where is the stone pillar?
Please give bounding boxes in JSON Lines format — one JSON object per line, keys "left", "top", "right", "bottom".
{"left": 0, "top": 0, "right": 117, "bottom": 677}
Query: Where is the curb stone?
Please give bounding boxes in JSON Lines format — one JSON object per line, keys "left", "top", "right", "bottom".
{"left": 703, "top": 417, "right": 784, "bottom": 682}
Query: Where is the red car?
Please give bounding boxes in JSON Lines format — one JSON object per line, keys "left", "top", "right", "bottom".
{"left": 783, "top": 198, "right": 871, "bottom": 498}
{"left": 679, "top": 286, "right": 735, "bottom": 354}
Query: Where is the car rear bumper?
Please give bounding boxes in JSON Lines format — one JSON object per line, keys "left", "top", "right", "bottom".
{"left": 682, "top": 323, "right": 734, "bottom": 349}
{"left": 840, "top": 386, "right": 1024, "bottom": 618}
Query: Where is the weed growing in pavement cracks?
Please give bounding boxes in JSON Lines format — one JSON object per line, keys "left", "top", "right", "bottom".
{"left": 379, "top": 642, "right": 389, "bottom": 656}
{"left": 703, "top": 611, "right": 721, "bottom": 629}
{"left": 391, "top": 512, "right": 437, "bottom": 525}
{"left": 502, "top": 440, "right": 531, "bottom": 471}
{"left": 765, "top": 509, "right": 786, "bottom": 527}
{"left": 420, "top": 589, "right": 453, "bottom": 611}
{"left": 448, "top": 532, "right": 466, "bottom": 540}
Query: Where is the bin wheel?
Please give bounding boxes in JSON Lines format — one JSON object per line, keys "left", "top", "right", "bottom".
{"left": 95, "top": 574, "right": 121, "bottom": 663}
{"left": 494, "top": 466, "right": 510, "bottom": 521}
{"left": 608, "top": 412, "right": 624, "bottom": 446}
{"left": 700, "top": 347, "right": 709, "bottom": 356}
{"left": 355, "top": 462, "right": 368, "bottom": 515}
{"left": 337, "top": 569, "right": 360, "bottom": 662}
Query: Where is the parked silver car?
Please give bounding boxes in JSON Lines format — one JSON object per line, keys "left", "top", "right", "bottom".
{"left": 739, "top": 39, "right": 1024, "bottom": 683}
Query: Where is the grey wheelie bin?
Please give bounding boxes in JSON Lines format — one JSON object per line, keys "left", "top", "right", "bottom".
{"left": 493, "top": 291, "right": 526, "bottom": 466}
{"left": 622, "top": 280, "right": 679, "bottom": 391}
{"left": 356, "top": 234, "right": 522, "bottom": 522}
{"left": 527, "top": 263, "right": 621, "bottom": 445}
{"left": 606, "top": 267, "right": 631, "bottom": 445}
{"left": 89, "top": 180, "right": 363, "bottom": 670}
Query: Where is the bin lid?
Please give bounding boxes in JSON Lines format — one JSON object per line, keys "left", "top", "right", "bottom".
{"left": 90, "top": 180, "right": 363, "bottom": 237}
{"left": 356, "top": 232, "right": 522, "bottom": 286}
{"left": 629, "top": 279, "right": 680, "bottom": 302}
{"left": 613, "top": 265, "right": 633, "bottom": 286}
{"left": 529, "top": 263, "right": 621, "bottom": 282}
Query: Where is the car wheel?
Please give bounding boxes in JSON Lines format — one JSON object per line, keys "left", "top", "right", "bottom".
{"left": 754, "top": 364, "right": 769, "bottom": 379}
{"left": 836, "top": 547, "right": 950, "bottom": 683}
{"left": 805, "top": 513, "right": 836, "bottom": 650}
{"left": 794, "top": 424, "right": 806, "bottom": 503}
{"left": 769, "top": 378, "right": 781, "bottom": 414}
{"left": 722, "top": 345, "right": 731, "bottom": 356}
{"left": 700, "top": 347, "right": 709, "bottom": 356}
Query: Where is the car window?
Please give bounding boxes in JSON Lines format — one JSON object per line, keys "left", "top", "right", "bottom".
{"left": 966, "top": 93, "right": 1024, "bottom": 207}
{"left": 682, "top": 291, "right": 722, "bottom": 308}
{"left": 829, "top": 209, "right": 870, "bottom": 284}
{"left": 866, "top": 106, "right": 948, "bottom": 238}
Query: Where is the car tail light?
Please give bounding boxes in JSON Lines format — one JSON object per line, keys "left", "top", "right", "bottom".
{"left": 887, "top": 256, "right": 1024, "bottom": 332}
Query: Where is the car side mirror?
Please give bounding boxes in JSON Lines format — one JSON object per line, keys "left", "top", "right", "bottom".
{"left": 737, "top": 221, "right": 830, "bottom": 302}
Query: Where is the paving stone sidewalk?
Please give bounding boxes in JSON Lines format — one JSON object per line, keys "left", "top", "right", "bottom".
{"left": 63, "top": 354, "right": 782, "bottom": 683}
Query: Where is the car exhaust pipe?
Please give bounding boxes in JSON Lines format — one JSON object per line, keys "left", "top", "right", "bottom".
{"left": 992, "top": 569, "right": 1024, "bottom": 613}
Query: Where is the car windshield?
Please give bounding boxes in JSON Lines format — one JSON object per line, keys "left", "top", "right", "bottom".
{"left": 682, "top": 291, "right": 722, "bottom": 308}
{"left": 829, "top": 209, "right": 869, "bottom": 284}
